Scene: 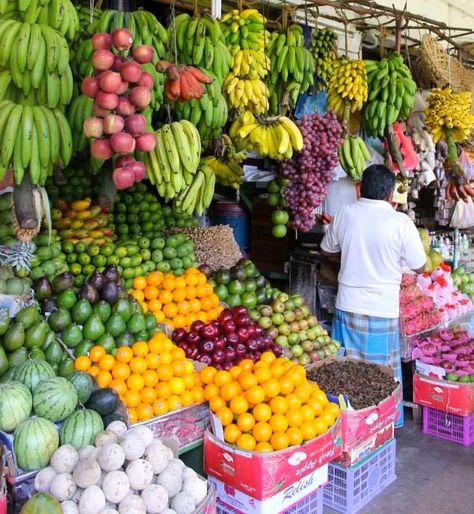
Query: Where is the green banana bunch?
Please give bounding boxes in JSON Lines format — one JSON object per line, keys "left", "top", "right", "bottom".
{"left": 0, "top": 0, "right": 79, "bottom": 41}
{"left": 201, "top": 134, "right": 245, "bottom": 189}
{"left": 338, "top": 136, "right": 371, "bottom": 181}
{"left": 144, "top": 120, "right": 202, "bottom": 201}
{"left": 0, "top": 18, "right": 73, "bottom": 107}
{"left": 169, "top": 12, "right": 231, "bottom": 84}
{"left": 267, "top": 24, "right": 315, "bottom": 115}
{"left": 0, "top": 100, "right": 72, "bottom": 186}
{"left": 173, "top": 71, "right": 228, "bottom": 145}
{"left": 66, "top": 93, "right": 94, "bottom": 153}
{"left": 363, "top": 52, "right": 417, "bottom": 136}
{"left": 311, "top": 27, "right": 337, "bottom": 91}
{"left": 173, "top": 163, "right": 216, "bottom": 216}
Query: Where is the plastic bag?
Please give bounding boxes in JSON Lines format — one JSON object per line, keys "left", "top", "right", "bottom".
{"left": 460, "top": 150, "right": 474, "bottom": 181}
{"left": 450, "top": 197, "right": 474, "bottom": 228}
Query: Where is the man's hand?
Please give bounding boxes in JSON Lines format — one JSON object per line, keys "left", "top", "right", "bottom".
{"left": 315, "top": 212, "right": 332, "bottom": 225}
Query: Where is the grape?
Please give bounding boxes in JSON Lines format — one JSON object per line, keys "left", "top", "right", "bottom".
{"left": 281, "top": 112, "right": 342, "bottom": 231}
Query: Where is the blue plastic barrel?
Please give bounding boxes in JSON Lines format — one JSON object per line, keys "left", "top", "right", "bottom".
{"left": 212, "top": 202, "right": 249, "bottom": 251}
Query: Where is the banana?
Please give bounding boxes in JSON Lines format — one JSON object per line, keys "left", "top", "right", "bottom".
{"left": 52, "top": 108, "right": 72, "bottom": 166}
{"left": 39, "top": 105, "right": 59, "bottom": 164}
{"left": 1, "top": 104, "right": 22, "bottom": 167}
{"left": 32, "top": 106, "right": 50, "bottom": 168}
{"left": 154, "top": 133, "right": 172, "bottom": 182}
{"left": 171, "top": 121, "right": 195, "bottom": 174}
{"left": 27, "top": 23, "right": 42, "bottom": 71}
{"left": 179, "top": 120, "right": 201, "bottom": 170}
{"left": 161, "top": 124, "right": 181, "bottom": 172}
{"left": 41, "top": 24, "right": 59, "bottom": 73}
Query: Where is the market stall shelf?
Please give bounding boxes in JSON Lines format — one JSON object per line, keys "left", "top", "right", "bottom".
{"left": 422, "top": 406, "right": 474, "bottom": 446}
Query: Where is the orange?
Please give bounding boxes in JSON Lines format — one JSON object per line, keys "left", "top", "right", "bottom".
{"left": 220, "top": 381, "right": 242, "bottom": 402}
{"left": 174, "top": 276, "right": 186, "bottom": 289}
{"left": 239, "top": 372, "right": 258, "bottom": 391}
{"left": 88, "top": 365, "right": 99, "bottom": 377}
{"left": 229, "top": 366, "right": 243, "bottom": 379}
{"left": 148, "top": 299, "right": 162, "bottom": 314}
{"left": 112, "top": 362, "right": 131, "bottom": 381}
{"left": 159, "top": 290, "right": 173, "bottom": 305}
{"left": 133, "top": 276, "right": 147, "bottom": 290}
{"left": 159, "top": 352, "right": 173, "bottom": 366}
{"left": 188, "top": 297, "right": 201, "bottom": 313}
{"left": 169, "top": 377, "right": 185, "bottom": 395}
{"left": 325, "top": 402, "right": 340, "bottom": 418}
{"left": 195, "top": 286, "right": 207, "bottom": 298}
{"left": 301, "top": 421, "right": 318, "bottom": 440}
{"left": 183, "top": 374, "right": 196, "bottom": 389}
{"left": 224, "top": 423, "right": 241, "bottom": 444}
{"left": 129, "top": 357, "right": 147, "bottom": 374}
{"left": 89, "top": 346, "right": 106, "bottom": 363}
{"left": 245, "top": 385, "right": 265, "bottom": 406}
{"left": 319, "top": 411, "right": 336, "bottom": 427}
{"left": 162, "top": 277, "right": 176, "bottom": 291}
{"left": 262, "top": 379, "right": 280, "bottom": 399}
{"left": 196, "top": 273, "right": 207, "bottom": 285}
{"left": 200, "top": 366, "right": 217, "bottom": 385}
{"left": 125, "top": 390, "right": 141, "bottom": 408}
{"left": 185, "top": 273, "right": 199, "bottom": 287}
{"left": 300, "top": 405, "right": 316, "bottom": 422}
{"left": 287, "top": 427, "right": 304, "bottom": 446}
{"left": 172, "top": 314, "right": 187, "bottom": 329}
{"left": 202, "top": 283, "right": 213, "bottom": 296}
{"left": 127, "top": 374, "right": 145, "bottom": 391}
{"left": 200, "top": 297, "right": 213, "bottom": 311}
{"left": 75, "top": 356, "right": 91, "bottom": 371}
{"left": 128, "top": 409, "right": 138, "bottom": 424}
{"left": 167, "top": 395, "right": 183, "bottom": 411}
{"left": 146, "top": 353, "right": 160, "bottom": 370}
{"left": 236, "top": 433, "right": 256, "bottom": 451}
{"left": 181, "top": 391, "right": 195, "bottom": 406}
{"left": 237, "top": 412, "right": 255, "bottom": 432}
{"left": 260, "top": 351, "right": 277, "bottom": 365}
{"left": 157, "top": 364, "right": 173, "bottom": 382}
{"left": 109, "top": 379, "right": 127, "bottom": 396}
{"left": 154, "top": 311, "right": 165, "bottom": 323}
{"left": 140, "top": 302, "right": 148, "bottom": 314}
{"left": 286, "top": 393, "right": 302, "bottom": 410}
{"left": 140, "top": 387, "right": 157, "bottom": 404}
{"left": 229, "top": 396, "right": 249, "bottom": 415}
{"left": 137, "top": 403, "right": 154, "bottom": 421}
{"left": 271, "top": 431, "right": 289, "bottom": 450}
{"left": 147, "top": 271, "right": 164, "bottom": 287}
{"left": 186, "top": 287, "right": 197, "bottom": 301}
{"left": 312, "top": 390, "right": 329, "bottom": 407}
{"left": 172, "top": 289, "right": 187, "bottom": 303}
{"left": 153, "top": 399, "right": 169, "bottom": 416}
{"left": 269, "top": 414, "right": 288, "bottom": 433}
{"left": 131, "top": 290, "right": 144, "bottom": 303}
{"left": 270, "top": 364, "right": 285, "bottom": 379}
{"left": 191, "top": 386, "right": 205, "bottom": 403}
{"left": 209, "top": 293, "right": 220, "bottom": 308}
{"left": 252, "top": 421, "right": 272, "bottom": 442}
{"left": 96, "top": 370, "right": 112, "bottom": 387}
{"left": 98, "top": 355, "right": 115, "bottom": 371}
{"left": 183, "top": 360, "right": 195, "bottom": 375}
{"left": 172, "top": 360, "right": 186, "bottom": 377}
{"left": 269, "top": 396, "right": 288, "bottom": 415}
{"left": 144, "top": 286, "right": 158, "bottom": 301}
{"left": 163, "top": 303, "right": 178, "bottom": 319}
{"left": 156, "top": 382, "right": 172, "bottom": 400}
{"left": 176, "top": 300, "right": 190, "bottom": 315}
{"left": 307, "top": 398, "right": 324, "bottom": 416}
{"left": 279, "top": 377, "right": 295, "bottom": 396}
{"left": 294, "top": 384, "right": 312, "bottom": 403}
{"left": 214, "top": 371, "right": 232, "bottom": 387}
{"left": 255, "top": 442, "right": 273, "bottom": 452}
{"left": 286, "top": 409, "right": 304, "bottom": 428}
{"left": 286, "top": 367, "right": 306, "bottom": 387}
{"left": 132, "top": 341, "right": 149, "bottom": 357}
{"left": 143, "top": 370, "right": 159, "bottom": 387}
{"left": 313, "top": 417, "right": 329, "bottom": 436}
{"left": 254, "top": 367, "right": 272, "bottom": 384}
{"left": 195, "top": 311, "right": 208, "bottom": 323}
{"left": 116, "top": 346, "right": 133, "bottom": 363}
{"left": 204, "top": 384, "right": 220, "bottom": 401}
{"left": 216, "top": 406, "right": 234, "bottom": 426}
{"left": 253, "top": 403, "right": 272, "bottom": 422}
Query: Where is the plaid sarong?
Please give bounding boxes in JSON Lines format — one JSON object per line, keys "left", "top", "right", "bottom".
{"left": 331, "top": 309, "right": 404, "bottom": 427}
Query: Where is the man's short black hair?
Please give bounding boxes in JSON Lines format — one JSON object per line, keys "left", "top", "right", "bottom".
{"left": 360, "top": 164, "right": 395, "bottom": 200}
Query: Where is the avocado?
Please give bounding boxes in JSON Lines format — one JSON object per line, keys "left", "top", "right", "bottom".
{"left": 25, "top": 320, "right": 49, "bottom": 348}
{"left": 0, "top": 308, "right": 9, "bottom": 335}
{"left": 61, "top": 323, "right": 83, "bottom": 348}
{"left": 3, "top": 322, "right": 25, "bottom": 351}
{"left": 83, "top": 314, "right": 105, "bottom": 342}
{"left": 57, "top": 289, "right": 78, "bottom": 310}
{"left": 0, "top": 346, "right": 9, "bottom": 376}
{"left": 106, "top": 313, "right": 127, "bottom": 338}
{"left": 7, "top": 346, "right": 28, "bottom": 368}
{"left": 45, "top": 340, "right": 64, "bottom": 365}
{"left": 48, "top": 307, "right": 72, "bottom": 333}
{"left": 111, "top": 298, "right": 132, "bottom": 322}
{"left": 71, "top": 299, "right": 93, "bottom": 324}
{"left": 127, "top": 313, "right": 147, "bottom": 334}
{"left": 93, "top": 301, "right": 112, "bottom": 323}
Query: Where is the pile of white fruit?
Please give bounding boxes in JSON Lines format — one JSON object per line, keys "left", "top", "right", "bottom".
{"left": 34, "top": 422, "right": 208, "bottom": 514}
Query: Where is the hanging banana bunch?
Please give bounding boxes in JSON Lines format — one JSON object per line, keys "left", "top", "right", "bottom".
{"left": 202, "top": 135, "right": 246, "bottom": 189}
{"left": 311, "top": 27, "right": 338, "bottom": 91}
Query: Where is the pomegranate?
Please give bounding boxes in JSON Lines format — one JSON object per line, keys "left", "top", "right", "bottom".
{"left": 95, "top": 91, "right": 119, "bottom": 110}
{"left": 138, "top": 72, "right": 154, "bottom": 89}
{"left": 132, "top": 45, "right": 155, "bottom": 64}
{"left": 83, "top": 117, "right": 104, "bottom": 138}
{"left": 91, "top": 139, "right": 113, "bottom": 160}
{"left": 124, "top": 114, "right": 146, "bottom": 137}
{"left": 120, "top": 61, "right": 142, "bottom": 83}
{"left": 92, "top": 49, "right": 115, "bottom": 71}
{"left": 98, "top": 71, "right": 122, "bottom": 93}
{"left": 135, "top": 132, "right": 156, "bottom": 152}
{"left": 81, "top": 76, "right": 99, "bottom": 98}
{"left": 103, "top": 114, "right": 125, "bottom": 135}
{"left": 111, "top": 28, "right": 133, "bottom": 51}
{"left": 113, "top": 167, "right": 135, "bottom": 189}
{"left": 110, "top": 132, "right": 136, "bottom": 154}
{"left": 116, "top": 96, "right": 135, "bottom": 116}
{"left": 92, "top": 33, "right": 112, "bottom": 50}
{"left": 112, "top": 55, "right": 127, "bottom": 72}
{"left": 129, "top": 86, "right": 151, "bottom": 109}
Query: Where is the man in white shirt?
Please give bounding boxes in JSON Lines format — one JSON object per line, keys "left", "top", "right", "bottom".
{"left": 321, "top": 165, "right": 426, "bottom": 427}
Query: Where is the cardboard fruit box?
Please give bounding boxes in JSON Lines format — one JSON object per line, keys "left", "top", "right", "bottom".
{"left": 204, "top": 417, "right": 341, "bottom": 500}
{"left": 413, "top": 372, "right": 474, "bottom": 415}
{"left": 306, "top": 357, "right": 401, "bottom": 454}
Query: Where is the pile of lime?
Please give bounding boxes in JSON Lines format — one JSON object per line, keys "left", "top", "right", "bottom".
{"left": 46, "top": 166, "right": 102, "bottom": 204}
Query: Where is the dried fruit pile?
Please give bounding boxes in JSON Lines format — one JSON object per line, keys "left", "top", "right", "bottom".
{"left": 307, "top": 360, "right": 398, "bottom": 409}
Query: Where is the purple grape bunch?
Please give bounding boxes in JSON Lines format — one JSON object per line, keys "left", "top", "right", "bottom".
{"left": 281, "top": 112, "right": 343, "bottom": 231}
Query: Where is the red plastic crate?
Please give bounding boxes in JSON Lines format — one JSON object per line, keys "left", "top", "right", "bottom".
{"left": 422, "top": 406, "right": 474, "bottom": 446}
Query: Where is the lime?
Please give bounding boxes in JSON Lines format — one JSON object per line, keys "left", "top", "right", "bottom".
{"left": 215, "top": 284, "right": 229, "bottom": 301}
{"left": 140, "top": 249, "right": 151, "bottom": 261}
{"left": 70, "top": 263, "right": 82, "bottom": 275}
{"left": 100, "top": 244, "right": 115, "bottom": 256}
{"left": 227, "top": 294, "right": 242, "bottom": 308}
{"left": 62, "top": 241, "right": 74, "bottom": 254}
{"left": 271, "top": 210, "right": 289, "bottom": 225}
{"left": 83, "top": 264, "right": 95, "bottom": 276}
{"left": 126, "top": 245, "right": 139, "bottom": 256}
{"left": 74, "top": 275, "right": 85, "bottom": 287}
{"left": 241, "top": 292, "right": 257, "bottom": 309}
{"left": 66, "top": 253, "right": 78, "bottom": 264}
{"left": 151, "top": 237, "right": 165, "bottom": 250}
{"left": 87, "top": 244, "right": 100, "bottom": 257}
{"left": 134, "top": 265, "right": 144, "bottom": 277}
{"left": 122, "top": 267, "right": 135, "bottom": 280}
{"left": 107, "top": 255, "right": 120, "bottom": 265}
{"left": 156, "top": 261, "right": 170, "bottom": 273}
{"left": 229, "top": 280, "right": 245, "bottom": 295}
{"left": 75, "top": 242, "right": 87, "bottom": 253}
{"left": 117, "top": 225, "right": 129, "bottom": 235}
{"left": 78, "top": 253, "right": 91, "bottom": 265}
{"left": 152, "top": 249, "right": 163, "bottom": 263}
{"left": 130, "top": 255, "right": 143, "bottom": 267}
{"left": 115, "top": 246, "right": 128, "bottom": 258}
{"left": 115, "top": 213, "right": 127, "bottom": 224}
{"left": 272, "top": 224, "right": 287, "bottom": 238}
{"left": 92, "top": 254, "right": 107, "bottom": 267}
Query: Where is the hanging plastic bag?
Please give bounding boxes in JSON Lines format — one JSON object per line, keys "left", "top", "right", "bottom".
{"left": 460, "top": 150, "right": 474, "bottom": 181}
{"left": 450, "top": 197, "right": 474, "bottom": 229}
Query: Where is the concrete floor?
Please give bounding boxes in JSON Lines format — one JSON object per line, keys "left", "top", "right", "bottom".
{"left": 324, "top": 411, "right": 474, "bottom": 514}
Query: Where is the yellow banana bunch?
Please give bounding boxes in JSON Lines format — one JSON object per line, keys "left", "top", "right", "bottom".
{"left": 202, "top": 134, "right": 246, "bottom": 189}
{"left": 231, "top": 49, "right": 269, "bottom": 79}
{"left": 220, "top": 9, "right": 269, "bottom": 57}
{"left": 223, "top": 73, "right": 269, "bottom": 114}
{"left": 425, "top": 88, "right": 474, "bottom": 143}
{"left": 230, "top": 111, "right": 303, "bottom": 160}
{"left": 327, "top": 57, "right": 368, "bottom": 119}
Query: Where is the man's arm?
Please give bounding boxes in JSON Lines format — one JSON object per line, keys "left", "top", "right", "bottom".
{"left": 401, "top": 219, "right": 427, "bottom": 274}
{"left": 320, "top": 216, "right": 341, "bottom": 261}
{"left": 321, "top": 248, "right": 341, "bottom": 262}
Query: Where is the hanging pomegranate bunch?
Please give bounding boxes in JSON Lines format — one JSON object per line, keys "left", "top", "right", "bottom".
{"left": 81, "top": 28, "right": 157, "bottom": 190}
{"left": 156, "top": 60, "right": 213, "bottom": 101}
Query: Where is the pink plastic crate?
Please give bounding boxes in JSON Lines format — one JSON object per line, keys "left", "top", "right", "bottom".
{"left": 422, "top": 406, "right": 474, "bottom": 446}
{"left": 323, "top": 439, "right": 397, "bottom": 514}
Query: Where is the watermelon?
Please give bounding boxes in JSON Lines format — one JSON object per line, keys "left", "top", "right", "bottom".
{"left": 33, "top": 377, "right": 78, "bottom": 422}
{"left": 13, "top": 416, "right": 59, "bottom": 471}
{"left": 20, "top": 493, "right": 61, "bottom": 514}
{"left": 14, "top": 359, "right": 55, "bottom": 391}
{"left": 60, "top": 408, "right": 104, "bottom": 449}
{"left": 0, "top": 381, "right": 32, "bottom": 432}
{"left": 68, "top": 371, "right": 94, "bottom": 403}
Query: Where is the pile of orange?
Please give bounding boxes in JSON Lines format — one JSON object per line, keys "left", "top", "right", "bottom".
{"left": 74, "top": 332, "right": 204, "bottom": 423}
{"left": 130, "top": 268, "right": 223, "bottom": 329}
{"left": 200, "top": 352, "right": 340, "bottom": 453}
